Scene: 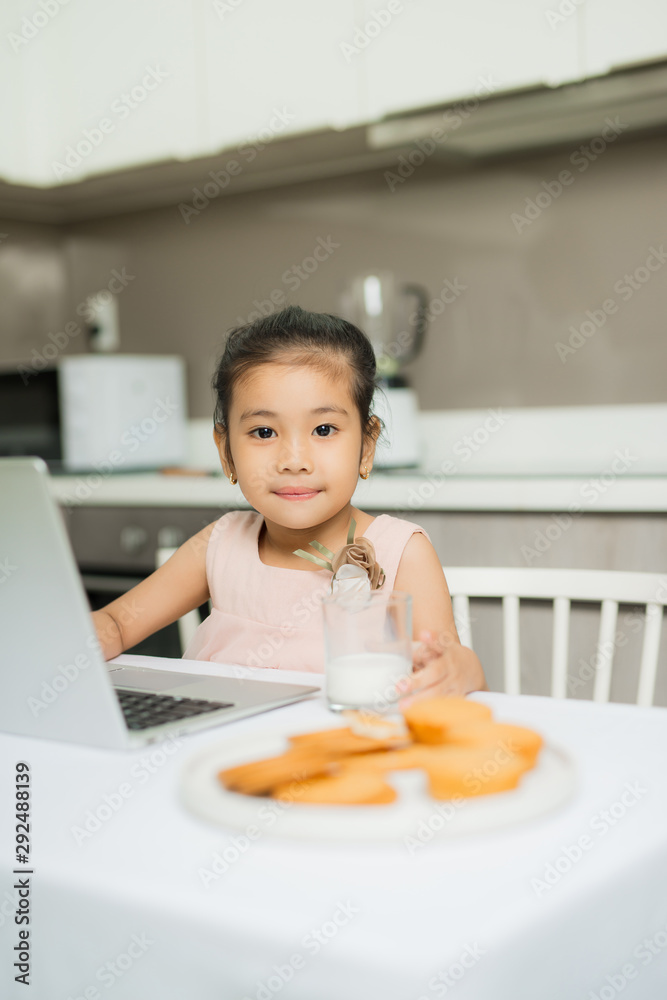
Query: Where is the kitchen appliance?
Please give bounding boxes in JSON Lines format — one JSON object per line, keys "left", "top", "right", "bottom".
{"left": 0, "top": 354, "right": 188, "bottom": 472}
{"left": 341, "top": 273, "right": 428, "bottom": 468}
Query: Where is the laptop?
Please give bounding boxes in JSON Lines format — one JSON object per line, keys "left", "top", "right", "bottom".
{"left": 0, "top": 457, "right": 320, "bottom": 749}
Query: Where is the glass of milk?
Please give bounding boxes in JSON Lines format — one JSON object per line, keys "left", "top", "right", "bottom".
{"left": 322, "top": 590, "right": 412, "bottom": 713}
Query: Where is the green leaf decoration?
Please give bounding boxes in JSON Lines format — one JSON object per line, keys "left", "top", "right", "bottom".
{"left": 308, "top": 539, "right": 336, "bottom": 561}
{"left": 292, "top": 548, "right": 332, "bottom": 571}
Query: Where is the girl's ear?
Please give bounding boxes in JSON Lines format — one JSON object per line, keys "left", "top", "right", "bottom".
{"left": 360, "top": 415, "right": 381, "bottom": 470}
{"left": 213, "top": 425, "right": 234, "bottom": 479}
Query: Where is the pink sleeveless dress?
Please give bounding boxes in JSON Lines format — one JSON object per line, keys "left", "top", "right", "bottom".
{"left": 182, "top": 510, "right": 429, "bottom": 673}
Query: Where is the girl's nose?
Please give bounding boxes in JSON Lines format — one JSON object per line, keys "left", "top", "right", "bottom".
{"left": 278, "top": 437, "right": 313, "bottom": 473}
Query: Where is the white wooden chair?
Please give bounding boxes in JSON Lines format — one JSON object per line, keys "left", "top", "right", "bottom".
{"left": 443, "top": 567, "right": 667, "bottom": 706}
{"left": 156, "top": 547, "right": 210, "bottom": 654}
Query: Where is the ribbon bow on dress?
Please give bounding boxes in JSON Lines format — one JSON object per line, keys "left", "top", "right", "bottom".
{"left": 293, "top": 518, "right": 386, "bottom": 598}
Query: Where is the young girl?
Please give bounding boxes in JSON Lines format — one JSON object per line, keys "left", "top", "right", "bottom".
{"left": 93, "top": 305, "right": 486, "bottom": 703}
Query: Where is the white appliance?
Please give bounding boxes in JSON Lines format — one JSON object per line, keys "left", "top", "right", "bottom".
{"left": 371, "top": 385, "right": 422, "bottom": 469}
{"left": 58, "top": 355, "right": 188, "bottom": 472}
{"left": 341, "top": 272, "right": 428, "bottom": 469}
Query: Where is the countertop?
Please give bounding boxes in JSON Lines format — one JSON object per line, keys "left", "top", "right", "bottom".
{"left": 48, "top": 470, "right": 667, "bottom": 513}
{"left": 48, "top": 404, "right": 667, "bottom": 513}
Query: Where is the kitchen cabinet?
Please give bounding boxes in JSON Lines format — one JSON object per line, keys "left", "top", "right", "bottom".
{"left": 361, "top": 0, "right": 581, "bottom": 123}
{"left": 1, "top": 0, "right": 205, "bottom": 187}
{"left": 581, "top": 0, "right": 667, "bottom": 77}
{"left": 2, "top": 1, "right": 667, "bottom": 190}
{"left": 0, "top": 4, "right": 59, "bottom": 185}
{"left": 0, "top": 0, "right": 362, "bottom": 187}
{"left": 43, "top": 0, "right": 204, "bottom": 186}
{"left": 202, "top": 0, "right": 363, "bottom": 156}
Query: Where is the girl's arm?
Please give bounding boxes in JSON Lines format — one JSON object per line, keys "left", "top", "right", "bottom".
{"left": 91, "top": 521, "right": 216, "bottom": 660}
{"left": 393, "top": 532, "right": 488, "bottom": 701}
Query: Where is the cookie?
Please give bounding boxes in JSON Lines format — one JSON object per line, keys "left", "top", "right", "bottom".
{"left": 445, "top": 722, "right": 544, "bottom": 766}
{"left": 339, "top": 746, "right": 428, "bottom": 773}
{"left": 402, "top": 697, "right": 493, "bottom": 744}
{"left": 218, "top": 747, "right": 335, "bottom": 797}
{"left": 341, "top": 710, "right": 408, "bottom": 742}
{"left": 419, "top": 745, "right": 532, "bottom": 799}
{"left": 288, "top": 726, "right": 406, "bottom": 755}
{"left": 272, "top": 770, "right": 397, "bottom": 805}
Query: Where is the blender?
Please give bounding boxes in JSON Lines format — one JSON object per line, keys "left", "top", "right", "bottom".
{"left": 341, "top": 272, "right": 429, "bottom": 468}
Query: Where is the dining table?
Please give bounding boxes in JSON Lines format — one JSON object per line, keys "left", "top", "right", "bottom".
{"left": 1, "top": 653, "right": 666, "bottom": 1000}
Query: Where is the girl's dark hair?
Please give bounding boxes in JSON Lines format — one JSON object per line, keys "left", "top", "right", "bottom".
{"left": 212, "top": 305, "right": 383, "bottom": 465}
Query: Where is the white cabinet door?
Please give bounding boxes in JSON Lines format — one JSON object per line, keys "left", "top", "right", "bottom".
{"left": 362, "top": 0, "right": 581, "bottom": 122}
{"left": 202, "top": 0, "right": 362, "bottom": 156}
{"left": 1, "top": 0, "right": 206, "bottom": 186}
{"left": 48, "top": 0, "right": 206, "bottom": 185}
{"left": 581, "top": 0, "right": 667, "bottom": 77}
{"left": 0, "top": 3, "right": 68, "bottom": 185}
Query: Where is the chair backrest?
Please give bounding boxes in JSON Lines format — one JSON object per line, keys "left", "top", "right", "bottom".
{"left": 155, "top": 547, "right": 208, "bottom": 654}
{"left": 443, "top": 567, "right": 667, "bottom": 707}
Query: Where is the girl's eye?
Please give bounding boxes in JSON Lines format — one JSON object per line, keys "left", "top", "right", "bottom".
{"left": 250, "top": 425, "right": 336, "bottom": 439}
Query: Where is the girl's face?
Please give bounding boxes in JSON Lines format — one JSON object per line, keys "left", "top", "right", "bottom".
{"left": 216, "top": 361, "right": 378, "bottom": 530}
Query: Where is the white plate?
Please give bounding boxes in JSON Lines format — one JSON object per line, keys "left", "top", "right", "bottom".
{"left": 179, "top": 729, "right": 576, "bottom": 842}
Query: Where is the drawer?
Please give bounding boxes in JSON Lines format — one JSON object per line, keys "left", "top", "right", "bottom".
{"left": 63, "top": 505, "right": 232, "bottom": 573}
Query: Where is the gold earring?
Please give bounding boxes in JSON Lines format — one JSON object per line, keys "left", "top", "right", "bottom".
{"left": 229, "top": 473, "right": 237, "bottom": 485}
{"left": 360, "top": 467, "right": 370, "bottom": 480}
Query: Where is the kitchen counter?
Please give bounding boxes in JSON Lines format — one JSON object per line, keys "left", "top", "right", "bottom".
{"left": 48, "top": 470, "right": 667, "bottom": 513}
{"left": 49, "top": 404, "right": 667, "bottom": 513}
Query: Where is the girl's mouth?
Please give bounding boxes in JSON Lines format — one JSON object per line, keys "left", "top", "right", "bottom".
{"left": 273, "top": 489, "right": 321, "bottom": 501}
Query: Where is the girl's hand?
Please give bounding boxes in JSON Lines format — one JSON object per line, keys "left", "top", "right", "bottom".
{"left": 397, "top": 629, "right": 487, "bottom": 705}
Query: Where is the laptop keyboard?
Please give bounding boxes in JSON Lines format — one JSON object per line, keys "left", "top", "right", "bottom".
{"left": 116, "top": 688, "right": 234, "bottom": 731}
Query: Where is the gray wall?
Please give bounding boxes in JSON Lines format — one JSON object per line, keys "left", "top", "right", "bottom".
{"left": 1, "top": 133, "right": 666, "bottom": 416}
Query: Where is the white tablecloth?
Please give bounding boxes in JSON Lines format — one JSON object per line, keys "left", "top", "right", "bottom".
{"left": 2, "top": 655, "right": 667, "bottom": 1000}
